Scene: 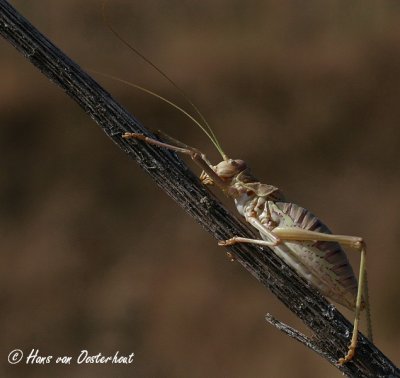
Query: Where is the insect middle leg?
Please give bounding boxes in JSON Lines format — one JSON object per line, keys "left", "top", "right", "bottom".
{"left": 220, "top": 226, "right": 368, "bottom": 365}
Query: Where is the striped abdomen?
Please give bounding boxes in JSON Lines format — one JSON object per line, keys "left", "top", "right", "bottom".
{"left": 264, "top": 201, "right": 358, "bottom": 310}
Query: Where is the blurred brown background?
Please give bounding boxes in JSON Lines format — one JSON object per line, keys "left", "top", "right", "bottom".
{"left": 1, "top": 0, "right": 400, "bottom": 377}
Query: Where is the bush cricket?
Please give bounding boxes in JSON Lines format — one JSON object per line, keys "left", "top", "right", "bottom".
{"left": 122, "top": 130, "right": 372, "bottom": 365}
{"left": 103, "top": 1, "right": 373, "bottom": 365}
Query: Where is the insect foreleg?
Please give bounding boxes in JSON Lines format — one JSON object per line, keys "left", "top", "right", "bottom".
{"left": 123, "top": 132, "right": 230, "bottom": 190}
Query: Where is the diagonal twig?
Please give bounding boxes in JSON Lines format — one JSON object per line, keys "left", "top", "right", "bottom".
{"left": 265, "top": 313, "right": 334, "bottom": 363}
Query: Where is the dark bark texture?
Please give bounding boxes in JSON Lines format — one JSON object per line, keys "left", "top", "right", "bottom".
{"left": 0, "top": 1, "right": 398, "bottom": 376}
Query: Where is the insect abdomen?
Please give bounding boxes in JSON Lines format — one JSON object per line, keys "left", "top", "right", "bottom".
{"left": 270, "top": 202, "right": 359, "bottom": 309}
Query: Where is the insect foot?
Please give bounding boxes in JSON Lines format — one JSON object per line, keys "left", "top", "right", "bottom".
{"left": 122, "top": 132, "right": 144, "bottom": 140}
{"left": 218, "top": 237, "right": 238, "bottom": 246}
{"left": 338, "top": 345, "right": 355, "bottom": 365}
{"left": 199, "top": 170, "right": 214, "bottom": 185}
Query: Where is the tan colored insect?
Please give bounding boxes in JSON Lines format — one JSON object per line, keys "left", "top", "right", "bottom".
{"left": 121, "top": 131, "right": 371, "bottom": 365}
{"left": 103, "top": 1, "right": 372, "bottom": 365}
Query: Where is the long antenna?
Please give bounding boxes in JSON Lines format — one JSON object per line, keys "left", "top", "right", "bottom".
{"left": 102, "top": 1, "right": 227, "bottom": 160}
{"left": 90, "top": 70, "right": 227, "bottom": 157}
